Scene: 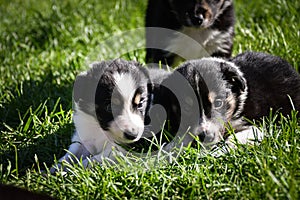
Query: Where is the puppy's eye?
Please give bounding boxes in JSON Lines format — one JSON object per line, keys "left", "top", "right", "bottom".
{"left": 132, "top": 93, "right": 146, "bottom": 110}
{"left": 137, "top": 98, "right": 146, "bottom": 109}
{"left": 214, "top": 99, "right": 223, "bottom": 108}
{"left": 133, "top": 93, "right": 141, "bottom": 106}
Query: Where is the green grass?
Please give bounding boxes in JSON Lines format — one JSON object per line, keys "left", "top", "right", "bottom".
{"left": 0, "top": 0, "right": 299, "bottom": 199}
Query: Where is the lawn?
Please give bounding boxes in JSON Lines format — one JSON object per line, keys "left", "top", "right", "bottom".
{"left": 0, "top": 0, "right": 299, "bottom": 199}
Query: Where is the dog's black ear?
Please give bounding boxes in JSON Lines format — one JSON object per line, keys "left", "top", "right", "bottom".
{"left": 220, "top": 62, "right": 246, "bottom": 94}
{"left": 73, "top": 61, "right": 110, "bottom": 115}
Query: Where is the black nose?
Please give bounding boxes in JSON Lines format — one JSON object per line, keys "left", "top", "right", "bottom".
{"left": 124, "top": 132, "right": 136, "bottom": 140}
{"left": 194, "top": 15, "right": 203, "bottom": 25}
{"left": 198, "top": 131, "right": 207, "bottom": 142}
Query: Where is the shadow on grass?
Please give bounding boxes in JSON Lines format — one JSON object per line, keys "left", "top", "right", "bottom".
{"left": 0, "top": 123, "right": 74, "bottom": 175}
{"left": 0, "top": 70, "right": 73, "bottom": 129}
{"left": 0, "top": 72, "right": 75, "bottom": 175}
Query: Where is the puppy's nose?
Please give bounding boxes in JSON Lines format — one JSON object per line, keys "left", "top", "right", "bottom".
{"left": 124, "top": 132, "right": 136, "bottom": 140}
{"left": 199, "top": 131, "right": 207, "bottom": 142}
{"left": 199, "top": 131, "right": 215, "bottom": 143}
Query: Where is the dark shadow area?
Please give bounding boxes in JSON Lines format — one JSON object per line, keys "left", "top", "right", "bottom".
{"left": 0, "top": 123, "right": 74, "bottom": 175}
{"left": 0, "top": 70, "right": 73, "bottom": 129}
{"left": 0, "top": 71, "right": 75, "bottom": 175}
{"left": 0, "top": 183, "right": 55, "bottom": 200}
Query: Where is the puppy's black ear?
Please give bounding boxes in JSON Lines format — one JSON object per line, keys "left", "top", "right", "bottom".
{"left": 220, "top": 62, "right": 246, "bottom": 94}
{"left": 73, "top": 61, "right": 109, "bottom": 114}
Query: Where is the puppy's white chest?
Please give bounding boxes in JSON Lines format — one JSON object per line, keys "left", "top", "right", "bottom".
{"left": 165, "top": 27, "right": 232, "bottom": 60}
{"left": 73, "top": 105, "right": 111, "bottom": 155}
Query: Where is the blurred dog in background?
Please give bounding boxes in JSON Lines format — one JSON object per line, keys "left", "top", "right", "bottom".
{"left": 146, "top": 0, "right": 235, "bottom": 67}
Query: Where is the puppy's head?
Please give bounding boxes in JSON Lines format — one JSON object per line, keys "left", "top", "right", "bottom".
{"left": 169, "top": 0, "right": 233, "bottom": 28}
{"left": 74, "top": 59, "right": 150, "bottom": 145}
{"left": 175, "top": 58, "right": 247, "bottom": 145}
{"left": 95, "top": 60, "right": 150, "bottom": 144}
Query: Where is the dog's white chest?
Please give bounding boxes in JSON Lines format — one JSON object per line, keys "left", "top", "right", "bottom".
{"left": 165, "top": 27, "right": 232, "bottom": 60}
{"left": 73, "top": 107, "right": 111, "bottom": 154}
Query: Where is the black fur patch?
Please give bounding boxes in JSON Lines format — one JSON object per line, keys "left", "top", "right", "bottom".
{"left": 230, "top": 52, "right": 300, "bottom": 120}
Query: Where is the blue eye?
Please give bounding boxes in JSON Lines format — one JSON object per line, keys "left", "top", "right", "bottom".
{"left": 214, "top": 99, "right": 223, "bottom": 108}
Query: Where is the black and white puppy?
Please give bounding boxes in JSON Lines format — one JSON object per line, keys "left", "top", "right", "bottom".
{"left": 126, "top": 58, "right": 248, "bottom": 153}
{"left": 173, "top": 53, "right": 300, "bottom": 150}
{"left": 52, "top": 59, "right": 171, "bottom": 171}
{"left": 169, "top": 58, "right": 249, "bottom": 148}
{"left": 146, "top": 0, "right": 235, "bottom": 67}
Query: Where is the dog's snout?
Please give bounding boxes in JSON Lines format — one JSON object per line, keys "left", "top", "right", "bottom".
{"left": 199, "top": 131, "right": 207, "bottom": 142}
{"left": 194, "top": 15, "right": 204, "bottom": 25}
{"left": 124, "top": 132, "right": 136, "bottom": 140}
{"left": 198, "top": 130, "right": 215, "bottom": 143}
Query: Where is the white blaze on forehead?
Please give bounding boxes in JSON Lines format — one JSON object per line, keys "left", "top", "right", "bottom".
{"left": 109, "top": 72, "right": 145, "bottom": 143}
{"left": 113, "top": 72, "right": 137, "bottom": 101}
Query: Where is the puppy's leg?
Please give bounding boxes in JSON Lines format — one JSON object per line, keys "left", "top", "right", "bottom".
{"left": 81, "top": 143, "right": 124, "bottom": 168}
{"left": 211, "top": 126, "right": 264, "bottom": 157}
{"left": 227, "top": 126, "right": 264, "bottom": 147}
{"left": 50, "top": 131, "right": 91, "bottom": 173}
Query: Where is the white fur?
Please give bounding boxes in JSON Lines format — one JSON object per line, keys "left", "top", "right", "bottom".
{"left": 72, "top": 104, "right": 110, "bottom": 154}
{"left": 111, "top": 72, "right": 145, "bottom": 141}
{"left": 165, "top": 27, "right": 233, "bottom": 60}
{"left": 51, "top": 103, "right": 128, "bottom": 172}
{"left": 214, "top": 0, "right": 233, "bottom": 20}
{"left": 113, "top": 73, "right": 136, "bottom": 100}
{"left": 211, "top": 126, "right": 264, "bottom": 157}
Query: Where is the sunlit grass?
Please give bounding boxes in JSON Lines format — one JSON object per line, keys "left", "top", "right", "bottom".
{"left": 0, "top": 0, "right": 299, "bottom": 199}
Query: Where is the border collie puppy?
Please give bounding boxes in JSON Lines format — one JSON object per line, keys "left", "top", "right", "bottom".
{"left": 145, "top": 0, "right": 235, "bottom": 67}
{"left": 124, "top": 57, "right": 247, "bottom": 153}
{"left": 168, "top": 58, "right": 249, "bottom": 148}
{"left": 173, "top": 53, "right": 300, "bottom": 151}
{"left": 51, "top": 59, "right": 170, "bottom": 171}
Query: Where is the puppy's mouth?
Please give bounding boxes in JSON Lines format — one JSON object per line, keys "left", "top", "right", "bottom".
{"left": 197, "top": 127, "right": 226, "bottom": 145}
{"left": 108, "top": 125, "right": 144, "bottom": 144}
{"left": 123, "top": 132, "right": 138, "bottom": 141}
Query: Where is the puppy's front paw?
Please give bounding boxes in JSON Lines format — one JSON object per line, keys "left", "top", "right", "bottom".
{"left": 226, "top": 126, "right": 264, "bottom": 147}
{"left": 210, "top": 126, "right": 264, "bottom": 157}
